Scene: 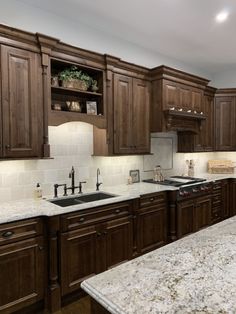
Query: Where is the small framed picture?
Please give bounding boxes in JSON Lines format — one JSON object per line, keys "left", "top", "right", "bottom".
{"left": 86, "top": 101, "right": 97, "bottom": 115}
{"left": 129, "top": 169, "right": 140, "bottom": 183}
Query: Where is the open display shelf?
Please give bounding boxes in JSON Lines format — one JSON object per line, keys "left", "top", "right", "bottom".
{"left": 49, "top": 58, "right": 106, "bottom": 128}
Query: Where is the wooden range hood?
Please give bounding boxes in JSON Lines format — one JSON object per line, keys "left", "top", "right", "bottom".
{"left": 150, "top": 66, "right": 210, "bottom": 134}
{"left": 164, "top": 109, "right": 207, "bottom": 134}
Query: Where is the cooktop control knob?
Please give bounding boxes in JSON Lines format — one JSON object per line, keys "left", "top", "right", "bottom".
{"left": 192, "top": 188, "right": 199, "bottom": 193}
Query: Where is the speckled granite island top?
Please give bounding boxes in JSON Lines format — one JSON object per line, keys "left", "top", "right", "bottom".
{"left": 81, "top": 216, "right": 236, "bottom": 314}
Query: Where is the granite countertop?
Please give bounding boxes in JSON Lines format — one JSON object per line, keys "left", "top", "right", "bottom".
{"left": 81, "top": 216, "right": 236, "bottom": 314}
{"left": 0, "top": 172, "right": 235, "bottom": 224}
{"left": 0, "top": 182, "right": 176, "bottom": 224}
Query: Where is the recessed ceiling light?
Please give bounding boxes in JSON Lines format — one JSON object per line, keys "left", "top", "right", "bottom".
{"left": 215, "top": 11, "right": 229, "bottom": 23}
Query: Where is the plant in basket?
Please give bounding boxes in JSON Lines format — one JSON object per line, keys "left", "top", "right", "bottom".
{"left": 59, "top": 66, "right": 92, "bottom": 91}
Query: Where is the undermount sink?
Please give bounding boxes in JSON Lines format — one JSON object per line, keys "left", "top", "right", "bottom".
{"left": 48, "top": 192, "right": 117, "bottom": 207}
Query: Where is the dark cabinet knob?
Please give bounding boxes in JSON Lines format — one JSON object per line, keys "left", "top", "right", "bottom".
{"left": 115, "top": 209, "right": 120, "bottom": 214}
{"left": 5, "top": 145, "right": 10, "bottom": 149}
{"left": 38, "top": 246, "right": 44, "bottom": 251}
{"left": 2, "top": 231, "right": 14, "bottom": 238}
{"left": 149, "top": 197, "right": 154, "bottom": 202}
{"left": 96, "top": 232, "right": 102, "bottom": 237}
{"left": 79, "top": 217, "right": 85, "bottom": 222}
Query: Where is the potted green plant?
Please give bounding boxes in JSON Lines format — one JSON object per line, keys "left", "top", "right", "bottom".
{"left": 59, "top": 66, "right": 92, "bottom": 91}
{"left": 91, "top": 79, "right": 99, "bottom": 92}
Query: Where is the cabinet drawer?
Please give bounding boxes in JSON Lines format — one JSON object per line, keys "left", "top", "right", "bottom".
{"left": 140, "top": 192, "right": 166, "bottom": 209}
{"left": 212, "top": 181, "right": 222, "bottom": 190}
{"left": 61, "top": 201, "right": 133, "bottom": 232}
{"left": 0, "top": 218, "right": 43, "bottom": 245}
{"left": 212, "top": 194, "right": 222, "bottom": 204}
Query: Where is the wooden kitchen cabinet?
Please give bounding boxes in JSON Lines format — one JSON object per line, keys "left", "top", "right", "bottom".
{"left": 136, "top": 192, "right": 167, "bottom": 255}
{"left": 0, "top": 219, "right": 45, "bottom": 313}
{"left": 150, "top": 67, "right": 209, "bottom": 133}
{"left": 177, "top": 199, "right": 195, "bottom": 238}
{"left": 178, "top": 86, "right": 216, "bottom": 152}
{"left": 93, "top": 56, "right": 151, "bottom": 156}
{"left": 195, "top": 195, "right": 212, "bottom": 230}
{"left": 222, "top": 179, "right": 230, "bottom": 219}
{"left": 113, "top": 74, "right": 150, "bottom": 154}
{"left": 230, "top": 179, "right": 236, "bottom": 217}
{"left": 1, "top": 45, "right": 44, "bottom": 158}
{"left": 215, "top": 95, "right": 236, "bottom": 151}
{"left": 177, "top": 195, "right": 211, "bottom": 239}
{"left": 60, "top": 201, "right": 133, "bottom": 297}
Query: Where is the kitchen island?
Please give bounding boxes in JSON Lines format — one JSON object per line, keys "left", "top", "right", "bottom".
{"left": 81, "top": 216, "right": 236, "bottom": 314}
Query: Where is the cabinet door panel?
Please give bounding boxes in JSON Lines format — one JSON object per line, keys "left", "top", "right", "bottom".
{"left": 163, "top": 81, "right": 179, "bottom": 109}
{"left": 179, "top": 84, "right": 191, "bottom": 110}
{"left": 60, "top": 226, "right": 97, "bottom": 296}
{"left": 1, "top": 45, "right": 43, "bottom": 158}
{"left": 215, "top": 97, "right": 236, "bottom": 151}
{"left": 137, "top": 206, "right": 166, "bottom": 255}
{"left": 132, "top": 79, "right": 150, "bottom": 153}
{"left": 191, "top": 89, "right": 203, "bottom": 112}
{"left": 195, "top": 196, "right": 211, "bottom": 231}
{"left": 106, "top": 217, "right": 132, "bottom": 269}
{"left": 177, "top": 200, "right": 195, "bottom": 238}
{"left": 0, "top": 237, "right": 44, "bottom": 313}
{"left": 113, "top": 74, "right": 133, "bottom": 154}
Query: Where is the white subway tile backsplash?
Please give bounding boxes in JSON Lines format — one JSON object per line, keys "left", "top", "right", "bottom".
{"left": 0, "top": 123, "right": 236, "bottom": 201}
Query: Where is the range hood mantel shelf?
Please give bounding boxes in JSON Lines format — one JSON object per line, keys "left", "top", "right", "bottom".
{"left": 164, "top": 109, "right": 206, "bottom": 134}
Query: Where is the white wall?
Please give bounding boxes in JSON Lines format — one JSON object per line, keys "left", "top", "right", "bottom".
{"left": 211, "top": 67, "right": 236, "bottom": 88}
{"left": 0, "top": 0, "right": 211, "bottom": 78}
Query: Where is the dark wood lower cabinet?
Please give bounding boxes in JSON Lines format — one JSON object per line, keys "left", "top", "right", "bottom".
{"left": 177, "top": 200, "right": 195, "bottom": 238}
{"left": 177, "top": 195, "right": 211, "bottom": 239}
{"left": 222, "top": 180, "right": 230, "bottom": 219}
{"left": 60, "top": 214, "right": 133, "bottom": 297}
{"left": 136, "top": 193, "right": 167, "bottom": 255}
{"left": 61, "top": 226, "right": 97, "bottom": 296}
{"left": 195, "top": 196, "right": 211, "bottom": 230}
{"left": 0, "top": 221, "right": 46, "bottom": 313}
{"left": 230, "top": 179, "right": 236, "bottom": 217}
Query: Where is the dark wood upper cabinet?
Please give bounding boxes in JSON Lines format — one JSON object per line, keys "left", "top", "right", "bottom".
{"left": 94, "top": 60, "right": 151, "bottom": 156}
{"left": 114, "top": 74, "right": 133, "bottom": 154}
{"left": 215, "top": 92, "right": 236, "bottom": 151}
{"left": 150, "top": 66, "right": 209, "bottom": 133}
{"left": 113, "top": 75, "right": 150, "bottom": 154}
{"left": 178, "top": 86, "right": 216, "bottom": 152}
{"left": 1, "top": 45, "right": 43, "bottom": 158}
{"left": 132, "top": 78, "right": 150, "bottom": 153}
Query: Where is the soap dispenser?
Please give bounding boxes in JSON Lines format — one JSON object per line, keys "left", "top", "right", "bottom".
{"left": 34, "top": 183, "right": 42, "bottom": 199}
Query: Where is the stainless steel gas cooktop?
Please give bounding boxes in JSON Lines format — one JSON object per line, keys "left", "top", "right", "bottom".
{"left": 143, "top": 176, "right": 206, "bottom": 187}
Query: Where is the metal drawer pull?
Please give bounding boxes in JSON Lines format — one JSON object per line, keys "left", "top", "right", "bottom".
{"left": 96, "top": 232, "right": 102, "bottom": 237}
{"left": 149, "top": 198, "right": 154, "bottom": 202}
{"left": 2, "top": 231, "right": 14, "bottom": 238}
{"left": 38, "top": 246, "right": 44, "bottom": 251}
{"left": 79, "top": 217, "right": 85, "bottom": 222}
{"left": 115, "top": 209, "right": 121, "bottom": 214}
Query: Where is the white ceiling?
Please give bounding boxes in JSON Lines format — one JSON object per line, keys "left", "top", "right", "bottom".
{"left": 17, "top": 0, "right": 236, "bottom": 74}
